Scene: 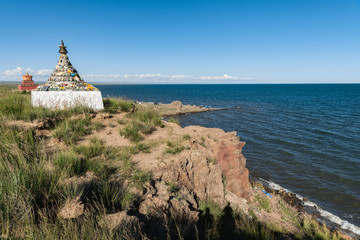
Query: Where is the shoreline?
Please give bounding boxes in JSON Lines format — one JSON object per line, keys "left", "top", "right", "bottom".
{"left": 135, "top": 98, "right": 360, "bottom": 238}
{"left": 252, "top": 177, "right": 360, "bottom": 238}
{"left": 0, "top": 87, "right": 358, "bottom": 239}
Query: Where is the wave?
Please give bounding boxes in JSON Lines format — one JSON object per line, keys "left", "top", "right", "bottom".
{"left": 256, "top": 178, "right": 360, "bottom": 237}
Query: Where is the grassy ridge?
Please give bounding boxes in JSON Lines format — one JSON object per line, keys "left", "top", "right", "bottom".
{"left": 0, "top": 123, "right": 151, "bottom": 239}
{"left": 0, "top": 91, "right": 150, "bottom": 239}
{"left": 0, "top": 90, "right": 350, "bottom": 240}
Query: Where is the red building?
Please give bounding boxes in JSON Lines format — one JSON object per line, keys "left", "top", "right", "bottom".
{"left": 18, "top": 73, "right": 38, "bottom": 91}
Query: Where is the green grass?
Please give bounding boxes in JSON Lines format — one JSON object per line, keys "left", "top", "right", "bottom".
{"left": 92, "top": 121, "right": 106, "bottom": 131}
{"left": 164, "top": 141, "right": 185, "bottom": 155}
{"left": 115, "top": 150, "right": 151, "bottom": 189}
{"left": 103, "top": 98, "right": 136, "bottom": 113}
{"left": 0, "top": 92, "right": 94, "bottom": 122}
{"left": 301, "top": 219, "right": 341, "bottom": 240}
{"left": 199, "top": 200, "right": 223, "bottom": 220}
{"left": 279, "top": 200, "right": 301, "bottom": 229}
{"left": 129, "top": 110, "right": 163, "bottom": 127}
{"left": 166, "top": 181, "right": 179, "bottom": 193}
{"left": 0, "top": 125, "right": 64, "bottom": 238}
{"left": 182, "top": 134, "right": 191, "bottom": 141}
{"left": 128, "top": 142, "right": 151, "bottom": 154}
{"left": 199, "top": 136, "right": 206, "bottom": 147}
{"left": 0, "top": 119, "right": 152, "bottom": 239}
{"left": 119, "top": 109, "right": 163, "bottom": 143}
{"left": 53, "top": 151, "right": 86, "bottom": 176}
{"left": 197, "top": 201, "right": 289, "bottom": 240}
{"left": 53, "top": 117, "right": 93, "bottom": 145}
{"left": 255, "top": 194, "right": 271, "bottom": 213}
{"left": 120, "top": 122, "right": 143, "bottom": 143}
{"left": 73, "top": 137, "right": 106, "bottom": 159}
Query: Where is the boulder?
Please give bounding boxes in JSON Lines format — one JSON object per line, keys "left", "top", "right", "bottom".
{"left": 103, "top": 211, "right": 143, "bottom": 233}
{"left": 58, "top": 196, "right": 84, "bottom": 219}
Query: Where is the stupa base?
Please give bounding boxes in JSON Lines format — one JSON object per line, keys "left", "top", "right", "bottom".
{"left": 31, "top": 91, "right": 104, "bottom": 110}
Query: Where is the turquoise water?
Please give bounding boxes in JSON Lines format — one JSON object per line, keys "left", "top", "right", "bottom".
{"left": 96, "top": 84, "right": 360, "bottom": 227}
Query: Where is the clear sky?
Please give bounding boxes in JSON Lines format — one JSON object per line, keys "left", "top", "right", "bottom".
{"left": 0, "top": 0, "right": 359, "bottom": 83}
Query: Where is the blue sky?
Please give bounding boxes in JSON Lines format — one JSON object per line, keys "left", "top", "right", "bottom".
{"left": 0, "top": 0, "right": 359, "bottom": 83}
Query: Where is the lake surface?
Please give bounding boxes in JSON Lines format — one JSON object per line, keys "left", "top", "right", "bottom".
{"left": 96, "top": 84, "right": 360, "bottom": 227}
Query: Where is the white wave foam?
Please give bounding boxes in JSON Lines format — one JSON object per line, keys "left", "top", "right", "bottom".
{"left": 317, "top": 207, "right": 360, "bottom": 235}
{"left": 256, "top": 178, "right": 360, "bottom": 236}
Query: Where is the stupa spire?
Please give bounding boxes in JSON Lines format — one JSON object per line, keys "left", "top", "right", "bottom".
{"left": 31, "top": 41, "right": 104, "bottom": 110}
{"left": 58, "top": 40, "right": 68, "bottom": 55}
{"left": 34, "top": 41, "right": 99, "bottom": 91}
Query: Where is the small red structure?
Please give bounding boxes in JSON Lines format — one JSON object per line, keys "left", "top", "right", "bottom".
{"left": 18, "top": 73, "right": 38, "bottom": 91}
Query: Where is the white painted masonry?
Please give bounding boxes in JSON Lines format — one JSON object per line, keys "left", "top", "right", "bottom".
{"left": 31, "top": 91, "right": 104, "bottom": 110}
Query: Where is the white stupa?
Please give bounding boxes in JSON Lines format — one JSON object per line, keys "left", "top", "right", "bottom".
{"left": 31, "top": 41, "right": 104, "bottom": 110}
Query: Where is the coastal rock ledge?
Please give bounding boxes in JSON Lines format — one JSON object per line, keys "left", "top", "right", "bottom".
{"left": 132, "top": 123, "right": 250, "bottom": 217}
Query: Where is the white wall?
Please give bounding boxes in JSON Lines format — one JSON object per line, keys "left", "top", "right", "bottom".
{"left": 31, "top": 91, "right": 104, "bottom": 110}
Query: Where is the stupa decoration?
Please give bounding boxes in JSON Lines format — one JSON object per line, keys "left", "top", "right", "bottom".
{"left": 18, "top": 73, "right": 38, "bottom": 91}
{"left": 31, "top": 41, "right": 104, "bottom": 110}
{"left": 35, "top": 40, "right": 98, "bottom": 91}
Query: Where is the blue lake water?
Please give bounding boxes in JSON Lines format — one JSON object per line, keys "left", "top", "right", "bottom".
{"left": 96, "top": 84, "right": 360, "bottom": 227}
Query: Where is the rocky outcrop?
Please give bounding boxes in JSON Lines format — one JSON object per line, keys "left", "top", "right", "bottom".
{"left": 158, "top": 151, "right": 225, "bottom": 206}
{"left": 142, "top": 125, "right": 250, "bottom": 209}
{"left": 214, "top": 132, "right": 250, "bottom": 200}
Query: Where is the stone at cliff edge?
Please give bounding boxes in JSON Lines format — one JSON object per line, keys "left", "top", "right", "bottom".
{"left": 215, "top": 132, "right": 250, "bottom": 200}
{"left": 31, "top": 41, "right": 104, "bottom": 110}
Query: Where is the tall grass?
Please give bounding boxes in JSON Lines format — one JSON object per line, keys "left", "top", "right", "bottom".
{"left": 120, "top": 122, "right": 144, "bottom": 143}
{"left": 164, "top": 141, "right": 185, "bottom": 155}
{"left": 130, "top": 110, "right": 163, "bottom": 127}
{"left": 120, "top": 110, "right": 163, "bottom": 143}
{"left": 0, "top": 92, "right": 94, "bottom": 122}
{"left": 0, "top": 122, "right": 150, "bottom": 239}
{"left": 53, "top": 117, "right": 93, "bottom": 145}
{"left": 0, "top": 124, "right": 64, "bottom": 238}
{"left": 103, "top": 98, "right": 136, "bottom": 113}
